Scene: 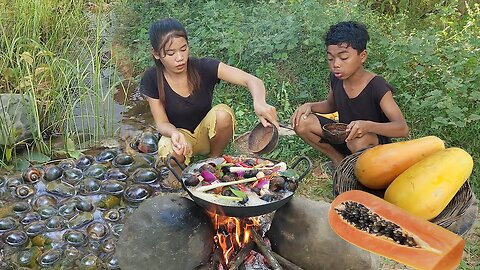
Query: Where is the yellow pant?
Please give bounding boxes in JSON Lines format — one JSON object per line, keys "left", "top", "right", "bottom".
{"left": 157, "top": 104, "right": 235, "bottom": 165}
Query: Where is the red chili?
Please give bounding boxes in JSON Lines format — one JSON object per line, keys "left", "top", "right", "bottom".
{"left": 222, "top": 155, "right": 233, "bottom": 163}
{"left": 237, "top": 184, "right": 248, "bottom": 192}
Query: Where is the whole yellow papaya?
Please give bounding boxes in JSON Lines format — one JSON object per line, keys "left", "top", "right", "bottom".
{"left": 384, "top": 147, "right": 473, "bottom": 220}
{"left": 354, "top": 136, "right": 445, "bottom": 189}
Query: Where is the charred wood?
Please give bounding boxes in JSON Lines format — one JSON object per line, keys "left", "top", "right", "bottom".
{"left": 211, "top": 246, "right": 227, "bottom": 270}
{"left": 251, "top": 230, "right": 282, "bottom": 270}
{"left": 272, "top": 251, "right": 303, "bottom": 270}
{"left": 228, "top": 241, "right": 255, "bottom": 270}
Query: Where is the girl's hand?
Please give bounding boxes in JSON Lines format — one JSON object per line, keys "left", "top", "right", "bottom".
{"left": 254, "top": 102, "right": 278, "bottom": 128}
{"left": 171, "top": 131, "right": 191, "bottom": 156}
{"left": 346, "top": 120, "right": 369, "bottom": 142}
{"left": 291, "top": 103, "right": 313, "bottom": 127}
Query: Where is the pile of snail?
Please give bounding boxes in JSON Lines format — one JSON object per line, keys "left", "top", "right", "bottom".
{"left": 0, "top": 132, "right": 169, "bottom": 269}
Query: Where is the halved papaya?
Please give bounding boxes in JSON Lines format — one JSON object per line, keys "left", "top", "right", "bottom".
{"left": 328, "top": 190, "right": 465, "bottom": 270}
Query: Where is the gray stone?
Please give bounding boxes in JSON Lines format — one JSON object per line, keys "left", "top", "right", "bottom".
{"left": 0, "top": 94, "right": 34, "bottom": 146}
{"left": 267, "top": 196, "right": 380, "bottom": 270}
{"left": 116, "top": 193, "right": 214, "bottom": 270}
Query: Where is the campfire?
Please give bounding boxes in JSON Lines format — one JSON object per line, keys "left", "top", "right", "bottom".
{"left": 209, "top": 213, "right": 284, "bottom": 270}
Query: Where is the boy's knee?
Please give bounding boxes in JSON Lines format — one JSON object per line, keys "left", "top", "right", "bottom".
{"left": 294, "top": 117, "right": 314, "bottom": 135}
{"left": 347, "top": 134, "right": 378, "bottom": 153}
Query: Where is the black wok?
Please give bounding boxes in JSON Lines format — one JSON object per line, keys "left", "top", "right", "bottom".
{"left": 166, "top": 156, "right": 311, "bottom": 217}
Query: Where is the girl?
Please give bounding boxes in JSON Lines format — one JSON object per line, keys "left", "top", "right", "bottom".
{"left": 140, "top": 18, "right": 278, "bottom": 188}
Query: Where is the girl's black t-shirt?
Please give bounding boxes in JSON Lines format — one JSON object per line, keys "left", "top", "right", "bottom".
{"left": 330, "top": 74, "right": 394, "bottom": 142}
{"left": 140, "top": 57, "right": 220, "bottom": 133}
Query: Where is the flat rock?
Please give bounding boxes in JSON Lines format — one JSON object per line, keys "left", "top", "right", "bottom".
{"left": 267, "top": 196, "right": 380, "bottom": 270}
{"left": 116, "top": 194, "right": 214, "bottom": 270}
{"left": 0, "top": 94, "right": 34, "bottom": 146}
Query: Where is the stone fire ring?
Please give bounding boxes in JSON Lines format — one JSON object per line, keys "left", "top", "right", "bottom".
{"left": 116, "top": 194, "right": 214, "bottom": 270}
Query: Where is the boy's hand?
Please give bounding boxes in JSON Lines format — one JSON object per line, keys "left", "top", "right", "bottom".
{"left": 291, "top": 103, "right": 312, "bottom": 127}
{"left": 346, "top": 120, "right": 368, "bottom": 141}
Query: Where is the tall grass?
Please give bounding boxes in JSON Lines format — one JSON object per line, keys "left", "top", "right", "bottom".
{"left": 0, "top": 0, "right": 123, "bottom": 167}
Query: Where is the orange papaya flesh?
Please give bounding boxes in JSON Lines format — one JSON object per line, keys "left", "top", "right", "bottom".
{"left": 354, "top": 136, "right": 445, "bottom": 189}
{"left": 328, "top": 190, "right": 465, "bottom": 270}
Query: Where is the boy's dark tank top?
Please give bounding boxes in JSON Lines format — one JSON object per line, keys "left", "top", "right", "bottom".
{"left": 140, "top": 57, "right": 220, "bottom": 133}
{"left": 330, "top": 73, "right": 394, "bottom": 142}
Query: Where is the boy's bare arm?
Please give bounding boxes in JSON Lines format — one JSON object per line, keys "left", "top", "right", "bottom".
{"left": 310, "top": 90, "right": 336, "bottom": 113}
{"left": 377, "top": 91, "right": 409, "bottom": 137}
{"left": 348, "top": 91, "right": 409, "bottom": 140}
{"left": 291, "top": 91, "right": 336, "bottom": 127}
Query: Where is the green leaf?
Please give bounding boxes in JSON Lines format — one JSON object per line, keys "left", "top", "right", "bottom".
{"left": 469, "top": 91, "right": 480, "bottom": 101}
{"left": 26, "top": 152, "right": 51, "bottom": 163}
{"left": 230, "top": 188, "right": 247, "bottom": 199}
{"left": 467, "top": 114, "right": 480, "bottom": 123}
{"left": 279, "top": 169, "right": 299, "bottom": 180}
{"left": 415, "top": 65, "right": 425, "bottom": 72}
{"left": 66, "top": 138, "right": 76, "bottom": 151}
{"left": 5, "top": 148, "right": 12, "bottom": 162}
{"left": 68, "top": 150, "right": 81, "bottom": 159}
{"left": 13, "top": 158, "right": 30, "bottom": 171}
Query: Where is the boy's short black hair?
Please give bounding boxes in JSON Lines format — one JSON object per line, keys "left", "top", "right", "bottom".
{"left": 324, "top": 21, "right": 370, "bottom": 53}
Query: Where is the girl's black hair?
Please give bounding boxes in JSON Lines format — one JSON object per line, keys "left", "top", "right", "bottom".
{"left": 148, "top": 18, "right": 200, "bottom": 102}
{"left": 324, "top": 21, "right": 370, "bottom": 53}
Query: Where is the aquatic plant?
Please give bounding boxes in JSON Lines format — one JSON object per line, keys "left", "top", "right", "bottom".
{"left": 0, "top": 0, "right": 127, "bottom": 169}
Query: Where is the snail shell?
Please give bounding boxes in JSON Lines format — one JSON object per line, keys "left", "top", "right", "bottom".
{"left": 22, "top": 167, "right": 43, "bottom": 183}
{"left": 4, "top": 230, "right": 29, "bottom": 247}
{"left": 76, "top": 155, "right": 95, "bottom": 171}
{"left": 37, "top": 248, "right": 63, "bottom": 267}
{"left": 86, "top": 222, "right": 110, "bottom": 240}
{"left": 43, "top": 165, "right": 63, "bottom": 181}
{"left": 63, "top": 229, "right": 88, "bottom": 247}
{"left": 123, "top": 184, "right": 151, "bottom": 203}
{"left": 0, "top": 217, "right": 18, "bottom": 233}
{"left": 112, "top": 153, "right": 135, "bottom": 168}
{"left": 15, "top": 184, "right": 36, "bottom": 199}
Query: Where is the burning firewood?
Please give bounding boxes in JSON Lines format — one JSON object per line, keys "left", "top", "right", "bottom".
{"left": 228, "top": 241, "right": 255, "bottom": 270}
{"left": 211, "top": 246, "right": 227, "bottom": 270}
{"left": 272, "top": 252, "right": 304, "bottom": 270}
{"left": 251, "top": 230, "right": 283, "bottom": 270}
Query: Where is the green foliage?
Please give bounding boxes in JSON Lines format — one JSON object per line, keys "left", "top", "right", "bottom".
{"left": 0, "top": 0, "right": 124, "bottom": 169}
{"left": 115, "top": 0, "right": 480, "bottom": 201}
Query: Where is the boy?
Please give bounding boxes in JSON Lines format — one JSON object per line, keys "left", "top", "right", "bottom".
{"left": 291, "top": 21, "right": 409, "bottom": 168}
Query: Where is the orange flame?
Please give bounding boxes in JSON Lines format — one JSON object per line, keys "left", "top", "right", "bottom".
{"left": 211, "top": 214, "right": 260, "bottom": 265}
